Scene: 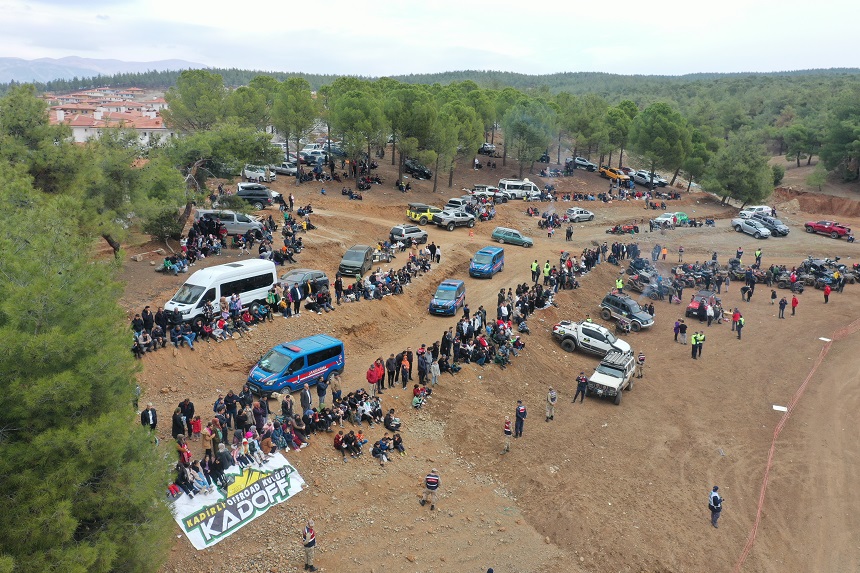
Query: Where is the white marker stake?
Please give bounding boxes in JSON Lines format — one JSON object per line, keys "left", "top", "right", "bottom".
{"left": 819, "top": 337, "right": 832, "bottom": 342}
{"left": 773, "top": 405, "right": 788, "bottom": 412}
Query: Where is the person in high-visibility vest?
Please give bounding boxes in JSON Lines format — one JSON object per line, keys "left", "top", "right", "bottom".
{"left": 531, "top": 260, "right": 539, "bottom": 283}
{"left": 615, "top": 277, "right": 624, "bottom": 292}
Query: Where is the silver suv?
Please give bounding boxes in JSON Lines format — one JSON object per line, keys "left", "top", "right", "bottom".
{"left": 599, "top": 292, "right": 654, "bottom": 331}
{"left": 390, "top": 224, "right": 428, "bottom": 244}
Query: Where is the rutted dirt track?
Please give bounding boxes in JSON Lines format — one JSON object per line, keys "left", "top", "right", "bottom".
{"left": 125, "top": 158, "right": 860, "bottom": 573}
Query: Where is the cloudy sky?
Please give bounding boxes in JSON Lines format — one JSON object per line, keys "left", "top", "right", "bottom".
{"left": 3, "top": 0, "right": 856, "bottom": 76}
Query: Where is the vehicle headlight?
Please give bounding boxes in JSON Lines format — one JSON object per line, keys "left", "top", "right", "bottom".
{"left": 181, "top": 310, "right": 191, "bottom": 315}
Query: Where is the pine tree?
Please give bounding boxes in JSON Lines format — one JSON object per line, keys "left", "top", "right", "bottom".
{"left": 0, "top": 166, "right": 173, "bottom": 573}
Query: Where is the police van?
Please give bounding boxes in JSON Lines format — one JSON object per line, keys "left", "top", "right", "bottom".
{"left": 164, "top": 259, "right": 277, "bottom": 322}
{"left": 247, "top": 334, "right": 345, "bottom": 395}
{"left": 469, "top": 246, "right": 505, "bottom": 278}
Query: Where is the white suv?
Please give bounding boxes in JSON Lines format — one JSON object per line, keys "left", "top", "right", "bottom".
{"left": 242, "top": 164, "right": 275, "bottom": 182}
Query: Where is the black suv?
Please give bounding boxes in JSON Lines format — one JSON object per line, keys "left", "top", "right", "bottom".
{"left": 390, "top": 224, "right": 428, "bottom": 244}
{"left": 280, "top": 269, "right": 329, "bottom": 300}
{"left": 236, "top": 183, "right": 278, "bottom": 210}
{"left": 404, "top": 158, "right": 432, "bottom": 180}
{"left": 599, "top": 292, "right": 654, "bottom": 332}
{"left": 751, "top": 214, "right": 790, "bottom": 236}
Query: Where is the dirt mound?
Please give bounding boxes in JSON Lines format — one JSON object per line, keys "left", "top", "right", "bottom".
{"left": 773, "top": 187, "right": 860, "bottom": 217}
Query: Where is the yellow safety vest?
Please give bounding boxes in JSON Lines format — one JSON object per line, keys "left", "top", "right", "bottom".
{"left": 616, "top": 279, "right": 624, "bottom": 289}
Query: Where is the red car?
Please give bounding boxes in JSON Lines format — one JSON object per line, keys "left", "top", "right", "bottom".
{"left": 686, "top": 290, "right": 717, "bottom": 318}
{"left": 804, "top": 220, "right": 851, "bottom": 239}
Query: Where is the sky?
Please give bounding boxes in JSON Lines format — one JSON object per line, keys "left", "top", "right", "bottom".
{"left": 3, "top": 0, "right": 857, "bottom": 76}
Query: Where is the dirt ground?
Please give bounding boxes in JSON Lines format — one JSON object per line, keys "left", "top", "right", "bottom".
{"left": 124, "top": 153, "right": 860, "bottom": 573}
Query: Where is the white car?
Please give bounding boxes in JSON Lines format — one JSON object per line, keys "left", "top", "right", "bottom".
{"left": 566, "top": 207, "right": 594, "bottom": 222}
{"left": 271, "top": 162, "right": 297, "bottom": 176}
{"left": 633, "top": 170, "right": 668, "bottom": 187}
{"left": 731, "top": 218, "right": 771, "bottom": 239}
{"left": 242, "top": 164, "right": 275, "bottom": 182}
{"left": 653, "top": 212, "right": 676, "bottom": 226}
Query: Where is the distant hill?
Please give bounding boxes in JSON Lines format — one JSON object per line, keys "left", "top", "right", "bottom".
{"left": 0, "top": 56, "right": 205, "bottom": 83}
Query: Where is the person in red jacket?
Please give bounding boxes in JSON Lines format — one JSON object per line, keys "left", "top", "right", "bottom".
{"left": 823, "top": 284, "right": 831, "bottom": 304}
{"left": 366, "top": 363, "right": 379, "bottom": 397}
{"left": 374, "top": 358, "right": 385, "bottom": 394}
{"left": 791, "top": 295, "right": 799, "bottom": 316}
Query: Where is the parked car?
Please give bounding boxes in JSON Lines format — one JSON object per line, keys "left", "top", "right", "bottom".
{"left": 432, "top": 210, "right": 476, "bottom": 231}
{"left": 565, "top": 207, "right": 594, "bottom": 222}
{"left": 653, "top": 212, "right": 677, "bottom": 226}
{"left": 491, "top": 226, "right": 533, "bottom": 247}
{"left": 428, "top": 279, "right": 466, "bottom": 316}
{"left": 751, "top": 214, "right": 790, "bottom": 236}
{"left": 271, "top": 162, "right": 298, "bottom": 176}
{"left": 338, "top": 245, "right": 374, "bottom": 277}
{"left": 804, "top": 220, "right": 851, "bottom": 239}
{"left": 599, "top": 165, "right": 630, "bottom": 181}
{"left": 279, "top": 269, "right": 329, "bottom": 300}
{"left": 632, "top": 170, "right": 668, "bottom": 187}
{"left": 478, "top": 143, "right": 497, "bottom": 155}
{"left": 404, "top": 158, "right": 432, "bottom": 180}
{"left": 738, "top": 205, "right": 774, "bottom": 219}
{"left": 471, "top": 185, "right": 507, "bottom": 203}
{"left": 674, "top": 212, "right": 689, "bottom": 225}
{"left": 390, "top": 224, "right": 428, "bottom": 245}
{"left": 686, "top": 290, "right": 718, "bottom": 318}
{"left": 732, "top": 217, "right": 772, "bottom": 239}
{"left": 599, "top": 292, "right": 654, "bottom": 332}
{"left": 236, "top": 183, "right": 280, "bottom": 210}
{"left": 406, "top": 203, "right": 443, "bottom": 225}
{"left": 243, "top": 164, "right": 275, "bottom": 183}
{"left": 569, "top": 157, "right": 597, "bottom": 171}
{"left": 194, "top": 209, "right": 264, "bottom": 236}
{"left": 551, "top": 320, "right": 631, "bottom": 356}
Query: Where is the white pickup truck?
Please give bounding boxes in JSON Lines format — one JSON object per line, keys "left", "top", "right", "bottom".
{"left": 551, "top": 320, "right": 631, "bottom": 356}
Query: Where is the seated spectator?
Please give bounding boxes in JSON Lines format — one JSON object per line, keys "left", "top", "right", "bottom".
{"left": 372, "top": 438, "right": 391, "bottom": 467}
{"left": 334, "top": 430, "right": 349, "bottom": 462}
{"left": 384, "top": 409, "right": 401, "bottom": 432}
{"left": 411, "top": 394, "right": 424, "bottom": 409}
{"left": 344, "top": 430, "right": 362, "bottom": 457}
{"left": 392, "top": 433, "right": 406, "bottom": 456}
{"left": 150, "top": 324, "right": 166, "bottom": 349}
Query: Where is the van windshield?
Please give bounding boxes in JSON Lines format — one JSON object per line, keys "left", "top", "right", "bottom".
{"left": 473, "top": 253, "right": 494, "bottom": 265}
{"left": 595, "top": 364, "right": 625, "bottom": 378}
{"left": 435, "top": 288, "right": 457, "bottom": 301}
{"left": 172, "top": 284, "right": 206, "bottom": 305}
{"left": 257, "top": 349, "right": 292, "bottom": 374}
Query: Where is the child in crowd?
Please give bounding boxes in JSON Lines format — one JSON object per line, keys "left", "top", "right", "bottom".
{"left": 191, "top": 415, "right": 202, "bottom": 440}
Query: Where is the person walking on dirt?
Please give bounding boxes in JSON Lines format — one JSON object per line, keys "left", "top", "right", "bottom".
{"left": 709, "top": 486, "right": 723, "bottom": 528}
{"left": 823, "top": 284, "right": 831, "bottom": 304}
{"left": 302, "top": 519, "right": 317, "bottom": 571}
{"left": 531, "top": 260, "right": 539, "bottom": 283}
{"left": 545, "top": 387, "right": 557, "bottom": 422}
{"left": 791, "top": 295, "right": 799, "bottom": 316}
{"left": 674, "top": 320, "right": 681, "bottom": 342}
{"left": 679, "top": 319, "right": 688, "bottom": 344}
{"left": 678, "top": 245, "right": 684, "bottom": 263}
{"left": 420, "top": 468, "right": 440, "bottom": 510}
{"left": 755, "top": 248, "right": 762, "bottom": 267}
{"left": 514, "top": 400, "right": 527, "bottom": 437}
{"left": 636, "top": 351, "right": 645, "bottom": 378}
{"left": 690, "top": 332, "right": 699, "bottom": 359}
{"left": 501, "top": 416, "right": 512, "bottom": 454}
{"left": 736, "top": 315, "right": 745, "bottom": 340}
{"left": 778, "top": 297, "right": 787, "bottom": 319}
{"left": 696, "top": 331, "right": 705, "bottom": 358}
{"left": 543, "top": 261, "right": 551, "bottom": 285}
{"left": 573, "top": 373, "right": 588, "bottom": 403}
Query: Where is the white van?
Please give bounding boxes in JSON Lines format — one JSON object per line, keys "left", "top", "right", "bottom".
{"left": 164, "top": 259, "right": 277, "bottom": 321}
{"left": 498, "top": 178, "right": 541, "bottom": 199}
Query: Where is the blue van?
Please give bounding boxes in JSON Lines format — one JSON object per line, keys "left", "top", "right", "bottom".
{"left": 469, "top": 246, "right": 505, "bottom": 278}
{"left": 247, "top": 334, "right": 344, "bottom": 395}
{"left": 429, "top": 279, "right": 466, "bottom": 316}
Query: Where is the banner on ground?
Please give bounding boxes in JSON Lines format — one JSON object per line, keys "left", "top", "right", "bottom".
{"left": 170, "top": 453, "right": 305, "bottom": 550}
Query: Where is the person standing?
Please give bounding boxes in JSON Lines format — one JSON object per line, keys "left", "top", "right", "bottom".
{"left": 531, "top": 259, "right": 539, "bottom": 283}
{"left": 420, "top": 468, "right": 440, "bottom": 510}
{"left": 315, "top": 376, "right": 328, "bottom": 408}
{"left": 543, "top": 261, "right": 551, "bottom": 285}
{"left": 736, "top": 314, "right": 745, "bottom": 340}
{"left": 179, "top": 398, "right": 195, "bottom": 437}
{"left": 501, "top": 416, "right": 512, "bottom": 455}
{"left": 289, "top": 283, "right": 302, "bottom": 316}
{"left": 366, "top": 363, "right": 379, "bottom": 397}
{"left": 678, "top": 245, "right": 684, "bottom": 262}
{"left": 696, "top": 331, "right": 705, "bottom": 358}
{"left": 731, "top": 308, "right": 740, "bottom": 331}
{"left": 300, "top": 383, "right": 312, "bottom": 413}
{"left": 140, "top": 403, "right": 158, "bottom": 431}
{"left": 636, "top": 351, "right": 645, "bottom": 378}
{"left": 679, "top": 319, "right": 688, "bottom": 345}
{"left": 385, "top": 354, "right": 397, "bottom": 388}
{"left": 435, "top": 245, "right": 441, "bottom": 264}
{"left": 791, "top": 295, "right": 798, "bottom": 316}
{"left": 514, "top": 401, "right": 527, "bottom": 437}
{"left": 823, "top": 284, "right": 831, "bottom": 304}
{"left": 770, "top": 289, "right": 777, "bottom": 305}
{"left": 673, "top": 320, "right": 680, "bottom": 342}
{"left": 302, "top": 519, "right": 317, "bottom": 571}
{"left": 573, "top": 373, "right": 588, "bottom": 403}
{"left": 709, "top": 486, "right": 723, "bottom": 528}
{"left": 690, "top": 332, "right": 699, "bottom": 359}
{"left": 778, "top": 297, "right": 787, "bottom": 319}
{"left": 545, "top": 387, "right": 557, "bottom": 422}
{"left": 754, "top": 248, "right": 762, "bottom": 266}
{"left": 430, "top": 359, "right": 440, "bottom": 386}
{"left": 406, "top": 347, "right": 415, "bottom": 381}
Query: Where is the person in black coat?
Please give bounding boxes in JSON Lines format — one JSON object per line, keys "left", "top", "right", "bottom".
{"left": 141, "top": 306, "right": 154, "bottom": 333}
{"left": 179, "top": 398, "right": 195, "bottom": 437}
{"left": 171, "top": 407, "right": 185, "bottom": 439}
{"left": 300, "top": 383, "right": 313, "bottom": 413}
{"left": 140, "top": 403, "right": 158, "bottom": 430}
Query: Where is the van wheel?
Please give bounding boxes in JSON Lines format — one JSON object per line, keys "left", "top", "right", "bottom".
{"left": 498, "top": 238, "right": 505, "bottom": 244}
{"left": 601, "top": 309, "right": 612, "bottom": 320}
{"left": 499, "top": 263, "right": 504, "bottom": 273}
{"left": 614, "top": 391, "right": 622, "bottom": 405}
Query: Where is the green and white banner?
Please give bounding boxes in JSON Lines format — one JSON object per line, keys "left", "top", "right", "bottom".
{"left": 170, "top": 453, "right": 305, "bottom": 550}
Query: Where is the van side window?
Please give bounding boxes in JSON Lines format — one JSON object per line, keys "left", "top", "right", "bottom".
{"left": 218, "top": 213, "right": 232, "bottom": 222}
{"left": 221, "top": 272, "right": 275, "bottom": 299}
{"left": 285, "top": 358, "right": 304, "bottom": 375}
{"left": 196, "top": 288, "right": 217, "bottom": 308}
{"left": 236, "top": 213, "right": 251, "bottom": 223}
{"left": 307, "top": 346, "right": 342, "bottom": 366}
